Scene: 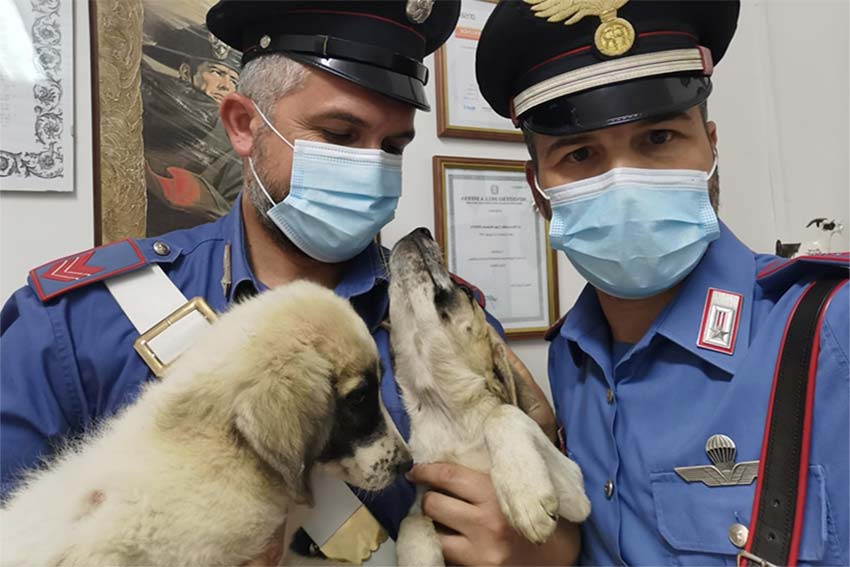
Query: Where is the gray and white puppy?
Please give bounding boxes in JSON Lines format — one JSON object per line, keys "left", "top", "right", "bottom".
{"left": 388, "top": 228, "right": 591, "bottom": 567}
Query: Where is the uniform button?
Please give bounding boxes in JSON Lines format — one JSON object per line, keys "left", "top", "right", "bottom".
{"left": 259, "top": 35, "right": 271, "bottom": 49}
{"left": 153, "top": 241, "right": 170, "bottom": 256}
{"left": 606, "top": 388, "right": 614, "bottom": 404}
{"left": 728, "top": 523, "right": 749, "bottom": 549}
{"left": 604, "top": 480, "right": 614, "bottom": 499}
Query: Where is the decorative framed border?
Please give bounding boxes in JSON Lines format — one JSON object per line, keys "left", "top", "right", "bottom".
{"left": 89, "top": 0, "right": 146, "bottom": 244}
{"left": 0, "top": 0, "right": 74, "bottom": 190}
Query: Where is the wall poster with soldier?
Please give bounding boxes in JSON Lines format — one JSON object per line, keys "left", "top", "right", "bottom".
{"left": 91, "top": 0, "right": 242, "bottom": 243}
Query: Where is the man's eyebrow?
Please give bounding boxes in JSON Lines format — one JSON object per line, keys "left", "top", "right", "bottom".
{"left": 543, "top": 134, "right": 594, "bottom": 159}
{"left": 311, "top": 111, "right": 369, "bottom": 128}
{"left": 311, "top": 111, "right": 415, "bottom": 142}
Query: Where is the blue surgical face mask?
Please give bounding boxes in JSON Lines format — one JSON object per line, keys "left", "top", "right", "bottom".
{"left": 536, "top": 160, "right": 719, "bottom": 299}
{"left": 249, "top": 103, "right": 402, "bottom": 263}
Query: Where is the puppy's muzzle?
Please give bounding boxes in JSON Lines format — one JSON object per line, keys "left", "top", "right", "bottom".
{"left": 389, "top": 227, "right": 453, "bottom": 294}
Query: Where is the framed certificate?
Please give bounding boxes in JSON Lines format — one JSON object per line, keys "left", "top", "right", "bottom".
{"left": 433, "top": 156, "right": 559, "bottom": 339}
{"left": 434, "top": 0, "right": 523, "bottom": 142}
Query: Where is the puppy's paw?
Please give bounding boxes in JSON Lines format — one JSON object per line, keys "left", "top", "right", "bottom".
{"left": 397, "top": 514, "right": 445, "bottom": 567}
{"left": 543, "top": 446, "right": 592, "bottom": 523}
{"left": 491, "top": 466, "right": 558, "bottom": 544}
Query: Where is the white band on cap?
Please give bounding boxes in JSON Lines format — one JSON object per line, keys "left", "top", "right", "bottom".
{"left": 513, "top": 47, "right": 712, "bottom": 118}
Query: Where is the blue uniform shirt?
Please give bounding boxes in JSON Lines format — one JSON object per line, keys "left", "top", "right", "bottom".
{"left": 0, "top": 198, "right": 503, "bottom": 540}
{"left": 548, "top": 223, "right": 848, "bottom": 566}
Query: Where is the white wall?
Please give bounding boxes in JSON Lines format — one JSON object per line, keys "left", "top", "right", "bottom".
{"left": 2, "top": 0, "right": 848, "bottom": 400}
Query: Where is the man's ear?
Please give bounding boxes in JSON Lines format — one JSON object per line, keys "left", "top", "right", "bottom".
{"left": 219, "top": 92, "right": 258, "bottom": 158}
{"left": 178, "top": 62, "right": 193, "bottom": 84}
{"left": 233, "top": 355, "right": 334, "bottom": 505}
{"left": 706, "top": 120, "right": 718, "bottom": 147}
{"left": 486, "top": 325, "right": 518, "bottom": 406}
{"left": 525, "top": 161, "right": 552, "bottom": 221}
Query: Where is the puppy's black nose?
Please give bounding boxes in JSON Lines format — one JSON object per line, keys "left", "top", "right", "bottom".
{"left": 413, "top": 227, "right": 432, "bottom": 239}
{"left": 396, "top": 460, "right": 414, "bottom": 475}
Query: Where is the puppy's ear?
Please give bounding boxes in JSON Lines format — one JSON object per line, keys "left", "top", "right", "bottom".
{"left": 233, "top": 356, "right": 334, "bottom": 506}
{"left": 486, "top": 326, "right": 518, "bottom": 406}
{"left": 503, "top": 342, "right": 559, "bottom": 444}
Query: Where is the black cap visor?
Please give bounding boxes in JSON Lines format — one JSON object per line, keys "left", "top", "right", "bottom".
{"left": 285, "top": 53, "right": 430, "bottom": 111}
{"left": 521, "top": 75, "right": 712, "bottom": 136}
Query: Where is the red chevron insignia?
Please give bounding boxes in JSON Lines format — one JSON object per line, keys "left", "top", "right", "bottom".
{"left": 43, "top": 250, "right": 104, "bottom": 282}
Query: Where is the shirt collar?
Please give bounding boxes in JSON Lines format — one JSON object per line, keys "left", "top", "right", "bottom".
{"left": 560, "top": 222, "right": 756, "bottom": 377}
{"left": 219, "top": 195, "right": 261, "bottom": 302}
{"left": 337, "top": 243, "right": 391, "bottom": 332}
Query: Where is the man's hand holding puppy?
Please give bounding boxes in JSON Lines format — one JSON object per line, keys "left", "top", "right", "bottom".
{"left": 407, "top": 350, "right": 580, "bottom": 566}
{"left": 408, "top": 464, "right": 580, "bottom": 566}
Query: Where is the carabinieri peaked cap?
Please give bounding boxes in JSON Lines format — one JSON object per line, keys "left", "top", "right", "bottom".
{"left": 476, "top": 0, "right": 740, "bottom": 135}
{"left": 206, "top": 0, "right": 461, "bottom": 111}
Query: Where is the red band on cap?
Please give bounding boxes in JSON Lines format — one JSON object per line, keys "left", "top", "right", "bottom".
{"left": 287, "top": 10, "right": 426, "bottom": 42}
{"left": 527, "top": 45, "right": 593, "bottom": 75}
{"left": 523, "top": 30, "right": 700, "bottom": 79}
{"left": 637, "top": 30, "right": 698, "bottom": 42}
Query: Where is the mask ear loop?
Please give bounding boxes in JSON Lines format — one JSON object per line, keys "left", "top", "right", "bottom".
{"left": 525, "top": 163, "right": 551, "bottom": 202}
{"left": 248, "top": 101, "right": 296, "bottom": 207}
{"left": 248, "top": 157, "right": 276, "bottom": 207}
{"left": 252, "top": 101, "right": 295, "bottom": 150}
{"left": 707, "top": 147, "right": 719, "bottom": 180}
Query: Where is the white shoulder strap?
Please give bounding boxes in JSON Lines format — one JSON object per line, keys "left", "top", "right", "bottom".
{"left": 105, "top": 264, "right": 214, "bottom": 373}
{"left": 105, "top": 263, "right": 396, "bottom": 565}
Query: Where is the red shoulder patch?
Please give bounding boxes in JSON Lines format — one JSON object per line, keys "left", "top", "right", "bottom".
{"left": 28, "top": 240, "right": 148, "bottom": 302}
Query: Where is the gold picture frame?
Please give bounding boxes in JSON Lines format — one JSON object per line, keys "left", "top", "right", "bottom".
{"left": 434, "top": 0, "right": 523, "bottom": 143}
{"left": 91, "top": 0, "right": 242, "bottom": 244}
{"left": 90, "top": 0, "right": 146, "bottom": 244}
{"left": 433, "top": 156, "right": 559, "bottom": 340}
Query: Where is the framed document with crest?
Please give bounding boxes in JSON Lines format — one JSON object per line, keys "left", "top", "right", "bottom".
{"left": 433, "top": 156, "right": 559, "bottom": 339}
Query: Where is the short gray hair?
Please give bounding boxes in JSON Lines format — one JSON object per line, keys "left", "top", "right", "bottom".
{"left": 238, "top": 54, "right": 309, "bottom": 117}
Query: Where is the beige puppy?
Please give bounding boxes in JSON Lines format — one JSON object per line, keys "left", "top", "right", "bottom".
{"left": 1, "top": 281, "right": 410, "bottom": 566}
{"left": 388, "top": 228, "right": 591, "bottom": 566}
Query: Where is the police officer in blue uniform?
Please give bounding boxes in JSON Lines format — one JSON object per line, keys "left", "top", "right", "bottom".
{"left": 1, "top": 1, "right": 572, "bottom": 564}
{"left": 476, "top": 1, "right": 848, "bottom": 565}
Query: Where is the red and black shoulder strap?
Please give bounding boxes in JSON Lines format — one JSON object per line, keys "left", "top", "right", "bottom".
{"left": 740, "top": 276, "right": 847, "bottom": 567}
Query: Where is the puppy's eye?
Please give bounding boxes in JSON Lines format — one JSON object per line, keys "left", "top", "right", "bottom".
{"left": 434, "top": 288, "right": 452, "bottom": 306}
{"left": 346, "top": 387, "right": 369, "bottom": 406}
{"left": 459, "top": 285, "right": 474, "bottom": 301}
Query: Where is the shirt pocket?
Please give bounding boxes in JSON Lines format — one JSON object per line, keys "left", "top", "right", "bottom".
{"left": 650, "top": 465, "right": 828, "bottom": 565}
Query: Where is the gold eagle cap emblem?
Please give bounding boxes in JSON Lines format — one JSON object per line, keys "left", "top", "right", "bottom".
{"left": 524, "top": 0, "right": 635, "bottom": 57}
